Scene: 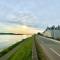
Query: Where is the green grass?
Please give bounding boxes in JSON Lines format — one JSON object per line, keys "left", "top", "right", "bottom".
{"left": 8, "top": 37, "right": 33, "bottom": 60}
{"left": 0, "top": 39, "right": 25, "bottom": 57}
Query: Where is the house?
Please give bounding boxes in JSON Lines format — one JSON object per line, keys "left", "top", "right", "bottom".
{"left": 43, "top": 25, "right": 60, "bottom": 39}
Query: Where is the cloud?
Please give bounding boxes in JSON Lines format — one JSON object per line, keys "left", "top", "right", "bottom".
{"left": 8, "top": 25, "right": 43, "bottom": 34}
{"left": 0, "top": 11, "right": 40, "bottom": 28}
{"left": 0, "top": 22, "right": 43, "bottom": 34}
{"left": 0, "top": 0, "right": 60, "bottom": 30}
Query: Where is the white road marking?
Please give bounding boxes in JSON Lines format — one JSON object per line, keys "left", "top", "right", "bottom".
{"left": 50, "top": 48, "right": 60, "bottom": 57}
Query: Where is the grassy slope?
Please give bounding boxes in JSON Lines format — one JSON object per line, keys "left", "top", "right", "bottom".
{"left": 8, "top": 37, "right": 33, "bottom": 60}
{"left": 0, "top": 39, "right": 24, "bottom": 57}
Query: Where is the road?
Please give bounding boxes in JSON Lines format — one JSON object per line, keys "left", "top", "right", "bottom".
{"left": 36, "top": 35, "right": 60, "bottom": 60}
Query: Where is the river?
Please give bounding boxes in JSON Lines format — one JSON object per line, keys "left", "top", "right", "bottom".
{"left": 0, "top": 35, "right": 31, "bottom": 52}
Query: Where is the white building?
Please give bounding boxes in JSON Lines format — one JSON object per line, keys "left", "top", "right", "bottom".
{"left": 43, "top": 26, "right": 60, "bottom": 39}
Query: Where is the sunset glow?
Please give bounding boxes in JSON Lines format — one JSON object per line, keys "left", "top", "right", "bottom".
{"left": 7, "top": 25, "right": 41, "bottom": 34}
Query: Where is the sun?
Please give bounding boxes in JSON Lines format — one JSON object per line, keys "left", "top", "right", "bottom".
{"left": 21, "top": 25, "right": 28, "bottom": 29}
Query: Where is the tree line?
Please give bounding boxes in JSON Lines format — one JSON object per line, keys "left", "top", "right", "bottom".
{"left": 46, "top": 25, "right": 60, "bottom": 30}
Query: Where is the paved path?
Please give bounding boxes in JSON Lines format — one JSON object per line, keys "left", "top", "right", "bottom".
{"left": 36, "top": 35, "right": 60, "bottom": 60}
{"left": 32, "top": 38, "right": 38, "bottom": 60}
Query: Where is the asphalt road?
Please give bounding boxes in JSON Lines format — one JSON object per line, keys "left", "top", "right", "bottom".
{"left": 36, "top": 35, "right": 60, "bottom": 60}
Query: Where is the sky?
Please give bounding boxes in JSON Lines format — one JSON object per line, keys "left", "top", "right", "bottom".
{"left": 0, "top": 0, "right": 60, "bottom": 33}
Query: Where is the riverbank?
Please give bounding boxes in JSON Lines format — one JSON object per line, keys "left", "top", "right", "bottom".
{"left": 0, "top": 39, "right": 25, "bottom": 57}
{"left": 0, "top": 36, "right": 33, "bottom": 60}
{"left": 0, "top": 35, "right": 48, "bottom": 60}
{"left": 8, "top": 37, "right": 33, "bottom": 60}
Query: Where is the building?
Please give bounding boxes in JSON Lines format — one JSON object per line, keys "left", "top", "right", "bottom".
{"left": 43, "top": 25, "right": 60, "bottom": 39}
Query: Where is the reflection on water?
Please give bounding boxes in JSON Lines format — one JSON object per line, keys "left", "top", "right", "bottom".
{"left": 0, "top": 35, "right": 31, "bottom": 51}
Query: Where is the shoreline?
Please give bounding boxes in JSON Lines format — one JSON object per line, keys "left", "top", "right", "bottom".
{"left": 0, "top": 39, "right": 25, "bottom": 57}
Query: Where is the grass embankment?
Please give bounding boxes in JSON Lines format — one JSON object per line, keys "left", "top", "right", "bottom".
{"left": 0, "top": 39, "right": 25, "bottom": 57}
{"left": 34, "top": 36, "right": 48, "bottom": 60}
{"left": 8, "top": 37, "right": 33, "bottom": 60}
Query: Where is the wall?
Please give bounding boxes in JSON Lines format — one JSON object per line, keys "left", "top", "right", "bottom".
{"left": 43, "top": 30, "right": 60, "bottom": 39}
{"left": 43, "top": 30, "right": 52, "bottom": 37}
{"left": 54, "top": 30, "right": 60, "bottom": 39}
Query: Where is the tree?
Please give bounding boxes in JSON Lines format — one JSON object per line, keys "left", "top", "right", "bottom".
{"left": 57, "top": 25, "right": 60, "bottom": 30}
{"left": 50, "top": 25, "right": 55, "bottom": 30}
{"left": 37, "top": 32, "right": 43, "bottom": 36}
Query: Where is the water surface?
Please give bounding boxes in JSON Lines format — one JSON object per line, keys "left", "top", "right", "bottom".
{"left": 0, "top": 35, "right": 31, "bottom": 51}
